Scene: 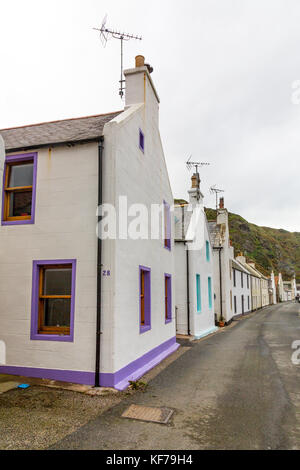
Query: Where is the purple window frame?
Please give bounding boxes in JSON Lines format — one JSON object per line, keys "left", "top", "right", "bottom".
{"left": 164, "top": 273, "right": 172, "bottom": 324}
{"left": 1, "top": 152, "right": 38, "bottom": 226}
{"left": 139, "top": 265, "right": 151, "bottom": 334}
{"left": 30, "top": 259, "right": 77, "bottom": 342}
{"left": 139, "top": 128, "right": 145, "bottom": 153}
{"left": 164, "top": 200, "right": 171, "bottom": 251}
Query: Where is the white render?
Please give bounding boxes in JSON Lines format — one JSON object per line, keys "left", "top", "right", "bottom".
{"left": 0, "top": 58, "right": 178, "bottom": 389}
{"left": 208, "top": 208, "right": 234, "bottom": 323}
{"left": 174, "top": 182, "right": 217, "bottom": 339}
{"left": 231, "top": 258, "right": 252, "bottom": 316}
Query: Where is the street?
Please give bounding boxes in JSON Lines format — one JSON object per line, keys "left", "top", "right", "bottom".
{"left": 52, "top": 302, "right": 300, "bottom": 450}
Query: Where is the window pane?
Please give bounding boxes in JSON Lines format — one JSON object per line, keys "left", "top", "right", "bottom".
{"left": 43, "top": 268, "right": 72, "bottom": 295}
{"left": 9, "top": 163, "right": 33, "bottom": 187}
{"left": 9, "top": 191, "right": 32, "bottom": 217}
{"left": 43, "top": 298, "right": 71, "bottom": 327}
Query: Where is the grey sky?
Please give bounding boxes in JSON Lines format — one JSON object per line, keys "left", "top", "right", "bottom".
{"left": 1, "top": 0, "right": 299, "bottom": 231}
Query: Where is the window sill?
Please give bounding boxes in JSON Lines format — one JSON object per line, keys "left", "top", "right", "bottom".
{"left": 2, "top": 219, "right": 34, "bottom": 226}
{"left": 31, "top": 333, "right": 73, "bottom": 343}
{"left": 140, "top": 325, "right": 151, "bottom": 334}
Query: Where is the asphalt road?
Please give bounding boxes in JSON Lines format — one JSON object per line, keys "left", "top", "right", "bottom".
{"left": 52, "top": 302, "right": 300, "bottom": 450}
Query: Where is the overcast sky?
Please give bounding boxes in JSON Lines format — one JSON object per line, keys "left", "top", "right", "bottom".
{"left": 1, "top": 0, "right": 299, "bottom": 231}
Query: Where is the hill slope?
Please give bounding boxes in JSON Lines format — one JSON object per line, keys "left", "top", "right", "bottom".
{"left": 204, "top": 208, "right": 300, "bottom": 281}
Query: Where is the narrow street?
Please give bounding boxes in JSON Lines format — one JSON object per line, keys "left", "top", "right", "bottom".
{"left": 52, "top": 302, "right": 300, "bottom": 450}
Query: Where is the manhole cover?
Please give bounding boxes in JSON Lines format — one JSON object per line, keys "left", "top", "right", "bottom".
{"left": 122, "top": 404, "right": 174, "bottom": 424}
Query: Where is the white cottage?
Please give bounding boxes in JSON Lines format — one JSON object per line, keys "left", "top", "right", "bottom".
{"left": 0, "top": 55, "right": 179, "bottom": 390}
{"left": 208, "top": 199, "right": 234, "bottom": 325}
{"left": 231, "top": 257, "right": 252, "bottom": 317}
{"left": 174, "top": 174, "right": 217, "bottom": 339}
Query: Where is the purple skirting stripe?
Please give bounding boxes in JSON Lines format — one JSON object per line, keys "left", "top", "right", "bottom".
{"left": 0, "top": 336, "right": 180, "bottom": 390}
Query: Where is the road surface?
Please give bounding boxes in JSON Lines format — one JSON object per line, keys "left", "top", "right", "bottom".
{"left": 52, "top": 302, "right": 300, "bottom": 450}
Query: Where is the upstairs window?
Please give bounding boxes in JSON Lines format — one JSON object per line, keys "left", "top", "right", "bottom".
{"left": 139, "top": 129, "right": 145, "bottom": 153}
{"left": 206, "top": 241, "right": 210, "bottom": 261}
{"left": 233, "top": 269, "right": 236, "bottom": 287}
{"left": 241, "top": 272, "right": 244, "bottom": 288}
{"left": 2, "top": 153, "right": 37, "bottom": 225}
{"left": 163, "top": 201, "right": 171, "bottom": 250}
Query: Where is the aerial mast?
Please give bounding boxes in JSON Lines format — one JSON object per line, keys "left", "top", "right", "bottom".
{"left": 94, "top": 15, "right": 142, "bottom": 99}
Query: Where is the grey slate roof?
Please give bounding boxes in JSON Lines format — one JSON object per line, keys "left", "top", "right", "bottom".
{"left": 0, "top": 111, "right": 122, "bottom": 151}
{"left": 208, "top": 221, "right": 221, "bottom": 247}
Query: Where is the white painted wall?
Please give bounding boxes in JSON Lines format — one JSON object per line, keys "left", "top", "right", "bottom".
{"left": 174, "top": 195, "right": 216, "bottom": 338}
{"left": 0, "top": 142, "right": 99, "bottom": 373}
{"left": 232, "top": 265, "right": 252, "bottom": 316}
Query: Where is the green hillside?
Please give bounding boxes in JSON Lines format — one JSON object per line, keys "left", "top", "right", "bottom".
{"left": 204, "top": 208, "right": 300, "bottom": 281}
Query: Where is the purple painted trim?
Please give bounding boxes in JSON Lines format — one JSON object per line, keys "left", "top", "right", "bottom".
{"left": 139, "top": 265, "right": 151, "bottom": 334}
{"left": 164, "top": 273, "right": 172, "bottom": 324}
{"left": 30, "top": 259, "right": 76, "bottom": 342}
{"left": 0, "top": 365, "right": 94, "bottom": 386}
{"left": 139, "top": 128, "right": 144, "bottom": 153}
{"left": 0, "top": 337, "right": 180, "bottom": 391}
{"left": 1, "top": 152, "right": 38, "bottom": 226}
{"left": 163, "top": 200, "right": 171, "bottom": 251}
{"left": 100, "top": 336, "right": 179, "bottom": 390}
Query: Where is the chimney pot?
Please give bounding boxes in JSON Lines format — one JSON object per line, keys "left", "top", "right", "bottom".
{"left": 135, "top": 55, "right": 145, "bottom": 68}
{"left": 191, "top": 173, "right": 200, "bottom": 189}
{"left": 219, "top": 197, "right": 224, "bottom": 209}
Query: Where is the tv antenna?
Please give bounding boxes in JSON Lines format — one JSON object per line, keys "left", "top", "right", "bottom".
{"left": 186, "top": 155, "right": 210, "bottom": 174}
{"left": 186, "top": 156, "right": 210, "bottom": 201}
{"left": 210, "top": 185, "right": 225, "bottom": 210}
{"left": 94, "top": 15, "right": 142, "bottom": 99}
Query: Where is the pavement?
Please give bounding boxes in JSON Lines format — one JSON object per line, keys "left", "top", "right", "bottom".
{"left": 50, "top": 302, "right": 300, "bottom": 450}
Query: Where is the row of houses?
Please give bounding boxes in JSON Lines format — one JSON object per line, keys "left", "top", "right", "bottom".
{"left": 0, "top": 55, "right": 295, "bottom": 390}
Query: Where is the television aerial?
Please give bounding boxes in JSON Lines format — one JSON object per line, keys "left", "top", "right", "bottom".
{"left": 210, "top": 185, "right": 225, "bottom": 210}
{"left": 94, "top": 15, "right": 142, "bottom": 99}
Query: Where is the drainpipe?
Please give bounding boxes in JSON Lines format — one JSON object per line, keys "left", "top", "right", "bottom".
{"left": 95, "top": 137, "right": 104, "bottom": 388}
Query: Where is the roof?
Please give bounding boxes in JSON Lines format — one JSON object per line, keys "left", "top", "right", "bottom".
{"left": 0, "top": 111, "right": 122, "bottom": 151}
{"left": 232, "top": 258, "right": 251, "bottom": 274}
{"left": 208, "top": 221, "right": 221, "bottom": 247}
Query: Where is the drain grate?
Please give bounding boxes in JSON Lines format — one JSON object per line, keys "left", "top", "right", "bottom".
{"left": 122, "top": 404, "right": 174, "bottom": 424}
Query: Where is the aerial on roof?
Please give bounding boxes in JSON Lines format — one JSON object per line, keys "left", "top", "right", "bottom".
{"left": 0, "top": 111, "right": 122, "bottom": 151}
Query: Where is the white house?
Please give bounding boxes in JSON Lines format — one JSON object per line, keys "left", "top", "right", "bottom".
{"left": 174, "top": 173, "right": 217, "bottom": 339}
{"left": 208, "top": 198, "right": 234, "bottom": 324}
{"left": 0, "top": 55, "right": 179, "bottom": 390}
{"left": 231, "top": 257, "right": 252, "bottom": 317}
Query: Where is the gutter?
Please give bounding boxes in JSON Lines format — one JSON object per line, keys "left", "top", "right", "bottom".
{"left": 95, "top": 136, "right": 104, "bottom": 387}
{"left": 186, "top": 242, "right": 191, "bottom": 336}
{"left": 5, "top": 137, "right": 102, "bottom": 154}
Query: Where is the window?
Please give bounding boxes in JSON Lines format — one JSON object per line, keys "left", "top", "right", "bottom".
{"left": 206, "top": 241, "right": 210, "bottom": 261}
{"left": 196, "top": 274, "right": 201, "bottom": 312}
{"left": 165, "top": 274, "right": 172, "bottom": 323}
{"left": 139, "top": 129, "right": 144, "bottom": 152}
{"left": 2, "top": 153, "right": 37, "bottom": 225}
{"left": 163, "top": 200, "right": 171, "bottom": 250}
{"left": 248, "top": 296, "right": 250, "bottom": 310}
{"left": 140, "top": 266, "right": 151, "bottom": 333}
{"left": 233, "top": 269, "right": 236, "bottom": 287}
{"left": 241, "top": 295, "right": 244, "bottom": 314}
{"left": 241, "top": 272, "right": 244, "bottom": 288}
{"left": 208, "top": 277, "right": 212, "bottom": 309}
{"left": 247, "top": 275, "right": 249, "bottom": 289}
{"left": 30, "top": 260, "right": 76, "bottom": 342}
{"left": 234, "top": 295, "right": 237, "bottom": 314}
